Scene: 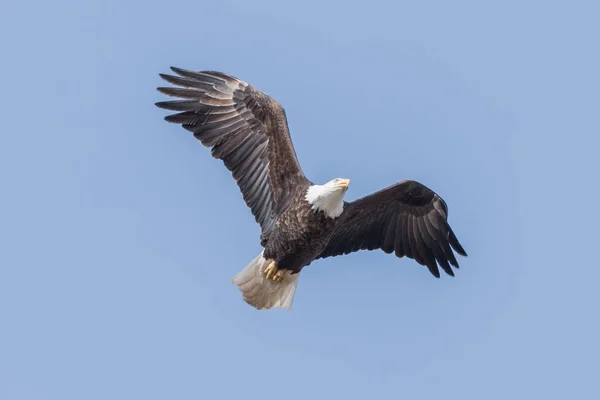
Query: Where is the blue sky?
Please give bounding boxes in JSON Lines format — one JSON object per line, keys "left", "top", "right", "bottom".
{"left": 1, "top": 0, "right": 599, "bottom": 398}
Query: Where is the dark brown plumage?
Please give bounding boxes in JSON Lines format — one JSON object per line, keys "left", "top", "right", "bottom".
{"left": 156, "top": 67, "right": 468, "bottom": 310}
{"left": 156, "top": 68, "right": 308, "bottom": 242}
{"left": 263, "top": 188, "right": 337, "bottom": 274}
{"left": 318, "top": 180, "right": 467, "bottom": 278}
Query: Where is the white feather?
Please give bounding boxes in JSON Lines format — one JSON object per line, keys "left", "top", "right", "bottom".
{"left": 304, "top": 179, "right": 348, "bottom": 218}
{"left": 232, "top": 251, "right": 300, "bottom": 310}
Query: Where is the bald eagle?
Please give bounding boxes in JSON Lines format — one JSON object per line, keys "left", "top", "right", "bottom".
{"left": 156, "top": 67, "right": 467, "bottom": 310}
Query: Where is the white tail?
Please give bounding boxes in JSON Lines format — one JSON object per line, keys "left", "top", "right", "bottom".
{"left": 232, "top": 251, "right": 300, "bottom": 310}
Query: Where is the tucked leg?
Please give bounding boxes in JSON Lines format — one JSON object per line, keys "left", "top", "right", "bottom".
{"left": 264, "top": 260, "right": 278, "bottom": 280}
{"left": 273, "top": 269, "right": 289, "bottom": 282}
{"left": 264, "top": 260, "right": 290, "bottom": 282}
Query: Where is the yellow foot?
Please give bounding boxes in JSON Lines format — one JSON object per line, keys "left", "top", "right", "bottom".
{"left": 273, "top": 269, "right": 288, "bottom": 282}
{"left": 264, "top": 260, "right": 289, "bottom": 282}
{"left": 264, "top": 260, "right": 278, "bottom": 280}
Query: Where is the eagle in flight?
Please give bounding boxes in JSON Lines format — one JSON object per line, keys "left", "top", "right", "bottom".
{"left": 156, "top": 67, "right": 467, "bottom": 310}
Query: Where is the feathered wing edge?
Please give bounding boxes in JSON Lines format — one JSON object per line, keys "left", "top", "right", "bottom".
{"left": 155, "top": 67, "right": 307, "bottom": 237}
{"left": 318, "top": 180, "right": 467, "bottom": 278}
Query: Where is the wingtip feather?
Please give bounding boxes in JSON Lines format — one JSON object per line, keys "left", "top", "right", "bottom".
{"left": 448, "top": 227, "right": 468, "bottom": 257}
{"left": 155, "top": 100, "right": 174, "bottom": 110}
{"left": 170, "top": 66, "right": 189, "bottom": 75}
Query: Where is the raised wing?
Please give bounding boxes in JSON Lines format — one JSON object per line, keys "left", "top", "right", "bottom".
{"left": 318, "top": 180, "right": 467, "bottom": 277}
{"left": 156, "top": 68, "right": 308, "bottom": 237}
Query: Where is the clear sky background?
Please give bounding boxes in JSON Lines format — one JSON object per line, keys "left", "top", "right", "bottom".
{"left": 1, "top": 1, "right": 599, "bottom": 399}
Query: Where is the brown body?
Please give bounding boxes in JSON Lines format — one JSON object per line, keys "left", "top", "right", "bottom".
{"left": 263, "top": 187, "right": 338, "bottom": 274}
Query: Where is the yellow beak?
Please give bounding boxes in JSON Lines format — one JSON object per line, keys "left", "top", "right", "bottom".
{"left": 339, "top": 179, "right": 351, "bottom": 189}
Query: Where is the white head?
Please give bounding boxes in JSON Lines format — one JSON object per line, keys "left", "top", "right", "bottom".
{"left": 305, "top": 178, "right": 351, "bottom": 218}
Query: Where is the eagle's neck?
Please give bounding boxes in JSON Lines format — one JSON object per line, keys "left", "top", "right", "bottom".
{"left": 305, "top": 184, "right": 345, "bottom": 219}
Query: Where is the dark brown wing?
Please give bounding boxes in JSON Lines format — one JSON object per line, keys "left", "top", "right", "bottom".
{"left": 156, "top": 67, "right": 308, "bottom": 237}
{"left": 317, "top": 180, "right": 467, "bottom": 278}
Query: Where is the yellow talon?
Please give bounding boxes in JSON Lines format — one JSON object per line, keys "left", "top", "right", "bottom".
{"left": 274, "top": 269, "right": 287, "bottom": 282}
{"left": 264, "top": 260, "right": 278, "bottom": 280}
{"left": 264, "top": 261, "right": 289, "bottom": 282}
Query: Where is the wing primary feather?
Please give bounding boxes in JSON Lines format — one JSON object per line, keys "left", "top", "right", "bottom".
{"left": 169, "top": 67, "right": 228, "bottom": 86}
{"left": 423, "top": 216, "right": 454, "bottom": 275}
{"left": 448, "top": 226, "right": 468, "bottom": 256}
{"left": 427, "top": 213, "right": 460, "bottom": 268}
{"left": 157, "top": 87, "right": 205, "bottom": 99}
{"left": 155, "top": 100, "right": 204, "bottom": 111}
{"left": 158, "top": 73, "right": 213, "bottom": 91}
{"left": 164, "top": 111, "right": 200, "bottom": 125}
{"left": 413, "top": 215, "right": 439, "bottom": 277}
{"left": 418, "top": 217, "right": 451, "bottom": 276}
{"left": 444, "top": 229, "right": 460, "bottom": 268}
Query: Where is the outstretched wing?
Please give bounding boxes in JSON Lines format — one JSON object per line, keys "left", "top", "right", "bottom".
{"left": 156, "top": 67, "right": 308, "bottom": 237}
{"left": 317, "top": 180, "right": 467, "bottom": 278}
